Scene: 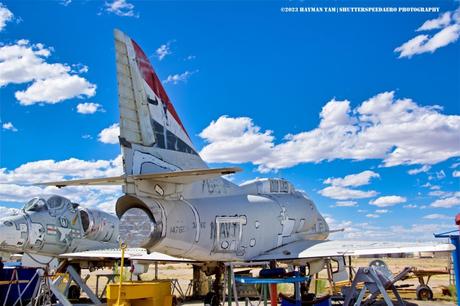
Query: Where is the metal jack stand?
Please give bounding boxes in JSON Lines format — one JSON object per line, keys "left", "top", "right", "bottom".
{"left": 342, "top": 266, "right": 405, "bottom": 306}
{"left": 33, "top": 265, "right": 102, "bottom": 306}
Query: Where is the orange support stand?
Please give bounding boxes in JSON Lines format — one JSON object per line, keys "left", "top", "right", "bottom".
{"left": 270, "top": 284, "right": 278, "bottom": 306}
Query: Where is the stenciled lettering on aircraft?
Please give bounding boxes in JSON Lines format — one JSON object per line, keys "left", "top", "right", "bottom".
{"left": 202, "top": 179, "right": 225, "bottom": 195}
{"left": 211, "top": 215, "right": 247, "bottom": 254}
{"left": 170, "top": 225, "right": 186, "bottom": 234}
{"left": 192, "top": 221, "right": 206, "bottom": 229}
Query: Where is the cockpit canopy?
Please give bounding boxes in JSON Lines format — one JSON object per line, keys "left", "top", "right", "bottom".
{"left": 23, "top": 195, "right": 75, "bottom": 212}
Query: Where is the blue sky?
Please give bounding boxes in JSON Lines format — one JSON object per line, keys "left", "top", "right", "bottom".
{"left": 0, "top": 0, "right": 459, "bottom": 241}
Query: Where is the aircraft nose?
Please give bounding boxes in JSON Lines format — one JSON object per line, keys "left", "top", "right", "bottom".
{"left": 0, "top": 217, "right": 25, "bottom": 251}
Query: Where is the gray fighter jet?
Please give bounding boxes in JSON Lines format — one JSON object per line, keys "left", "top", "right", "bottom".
{"left": 37, "top": 30, "right": 452, "bottom": 272}
{"left": 0, "top": 195, "right": 118, "bottom": 262}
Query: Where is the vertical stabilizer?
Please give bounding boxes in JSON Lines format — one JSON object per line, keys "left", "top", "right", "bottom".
{"left": 114, "top": 29, "right": 207, "bottom": 176}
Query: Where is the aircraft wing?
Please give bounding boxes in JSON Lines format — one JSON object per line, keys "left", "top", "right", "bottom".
{"left": 59, "top": 248, "right": 193, "bottom": 263}
{"left": 37, "top": 167, "right": 242, "bottom": 187}
{"left": 251, "top": 240, "right": 455, "bottom": 261}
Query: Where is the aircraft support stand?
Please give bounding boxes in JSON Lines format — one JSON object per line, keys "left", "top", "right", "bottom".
{"left": 343, "top": 266, "right": 404, "bottom": 306}
{"left": 32, "top": 265, "right": 102, "bottom": 306}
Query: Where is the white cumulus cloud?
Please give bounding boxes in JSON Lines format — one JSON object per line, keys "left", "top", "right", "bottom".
{"left": 319, "top": 186, "right": 377, "bottom": 200}
{"left": 105, "top": 0, "right": 137, "bottom": 17}
{"left": 408, "top": 165, "right": 431, "bottom": 175}
{"left": 156, "top": 41, "right": 173, "bottom": 61}
{"left": 77, "top": 102, "right": 103, "bottom": 114}
{"left": 370, "top": 195, "right": 407, "bottom": 207}
{"left": 334, "top": 200, "right": 358, "bottom": 207}
{"left": 319, "top": 170, "right": 379, "bottom": 200}
{"left": 15, "top": 74, "right": 96, "bottom": 105}
{"left": 199, "top": 91, "right": 460, "bottom": 172}
{"left": 431, "top": 194, "right": 460, "bottom": 208}
{"left": 0, "top": 156, "right": 123, "bottom": 212}
{"left": 395, "top": 9, "right": 460, "bottom": 58}
{"left": 0, "top": 40, "right": 96, "bottom": 105}
{"left": 163, "top": 70, "right": 198, "bottom": 84}
{"left": 199, "top": 116, "right": 274, "bottom": 165}
{"left": 98, "top": 123, "right": 120, "bottom": 144}
{"left": 417, "top": 12, "right": 452, "bottom": 31}
{"left": 324, "top": 170, "right": 379, "bottom": 187}
{"left": 0, "top": 2, "right": 13, "bottom": 32}
{"left": 423, "top": 213, "right": 451, "bottom": 220}
{"left": 366, "top": 214, "right": 380, "bottom": 218}
{"left": 2, "top": 122, "right": 17, "bottom": 132}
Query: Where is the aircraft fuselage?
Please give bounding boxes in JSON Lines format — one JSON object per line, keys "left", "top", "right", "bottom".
{"left": 117, "top": 178, "right": 329, "bottom": 261}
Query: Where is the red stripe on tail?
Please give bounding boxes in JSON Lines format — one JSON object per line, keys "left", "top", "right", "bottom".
{"left": 131, "top": 39, "right": 190, "bottom": 140}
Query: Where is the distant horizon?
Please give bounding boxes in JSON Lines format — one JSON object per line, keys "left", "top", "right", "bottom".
{"left": 0, "top": 0, "right": 459, "bottom": 242}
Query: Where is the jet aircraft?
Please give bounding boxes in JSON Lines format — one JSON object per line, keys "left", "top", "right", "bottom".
{"left": 39, "top": 29, "right": 453, "bottom": 267}
{"left": 0, "top": 195, "right": 119, "bottom": 266}
{"left": 3, "top": 29, "right": 453, "bottom": 303}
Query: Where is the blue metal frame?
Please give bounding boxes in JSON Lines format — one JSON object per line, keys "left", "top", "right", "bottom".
{"left": 434, "top": 229, "right": 459, "bottom": 306}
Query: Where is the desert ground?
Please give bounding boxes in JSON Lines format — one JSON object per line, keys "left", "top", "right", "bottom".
{"left": 79, "top": 255, "right": 457, "bottom": 305}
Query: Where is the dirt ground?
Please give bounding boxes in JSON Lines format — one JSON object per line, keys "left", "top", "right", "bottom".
{"left": 80, "top": 255, "right": 456, "bottom": 305}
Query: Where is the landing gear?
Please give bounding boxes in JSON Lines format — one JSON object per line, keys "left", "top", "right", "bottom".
{"left": 204, "top": 291, "right": 220, "bottom": 306}
{"left": 416, "top": 284, "right": 433, "bottom": 300}
{"left": 67, "top": 284, "right": 81, "bottom": 300}
{"left": 203, "top": 263, "right": 224, "bottom": 306}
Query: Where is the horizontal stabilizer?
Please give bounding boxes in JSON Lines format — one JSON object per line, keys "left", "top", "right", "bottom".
{"left": 251, "top": 240, "right": 455, "bottom": 261}
{"left": 130, "top": 167, "right": 241, "bottom": 184}
{"left": 36, "top": 167, "right": 242, "bottom": 188}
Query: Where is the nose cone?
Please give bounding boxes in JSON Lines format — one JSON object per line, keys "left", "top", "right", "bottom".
{"left": 0, "top": 217, "right": 25, "bottom": 252}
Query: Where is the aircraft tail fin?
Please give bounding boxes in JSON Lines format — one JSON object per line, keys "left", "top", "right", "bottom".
{"left": 114, "top": 29, "right": 207, "bottom": 176}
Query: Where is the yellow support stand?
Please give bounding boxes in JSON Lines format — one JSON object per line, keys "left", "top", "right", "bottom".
{"left": 107, "top": 281, "right": 173, "bottom": 306}
{"left": 107, "top": 242, "right": 173, "bottom": 306}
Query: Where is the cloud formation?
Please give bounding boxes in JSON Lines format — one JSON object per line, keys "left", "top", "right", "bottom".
{"left": 0, "top": 2, "right": 13, "bottom": 32}
{"left": 156, "top": 41, "right": 173, "bottom": 61}
{"left": 0, "top": 156, "right": 122, "bottom": 212}
{"left": 430, "top": 193, "right": 460, "bottom": 208}
{"left": 98, "top": 123, "right": 120, "bottom": 144}
{"left": 0, "top": 40, "right": 96, "bottom": 105}
{"left": 324, "top": 170, "right": 379, "bottom": 187}
{"left": 2, "top": 122, "right": 17, "bottom": 132}
{"left": 395, "top": 9, "right": 460, "bottom": 58}
{"left": 423, "top": 213, "right": 451, "bottom": 220}
{"left": 77, "top": 102, "right": 103, "bottom": 114}
{"left": 319, "top": 186, "right": 378, "bottom": 200}
{"left": 200, "top": 91, "right": 460, "bottom": 172}
{"left": 370, "top": 195, "right": 407, "bottom": 208}
{"left": 163, "top": 70, "right": 198, "bottom": 84}
{"left": 318, "top": 170, "right": 379, "bottom": 200}
{"left": 334, "top": 200, "right": 357, "bottom": 207}
{"left": 105, "top": 0, "right": 137, "bottom": 17}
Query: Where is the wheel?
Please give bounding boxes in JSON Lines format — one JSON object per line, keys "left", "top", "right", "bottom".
{"left": 67, "top": 284, "right": 81, "bottom": 300}
{"left": 204, "top": 291, "right": 220, "bottom": 306}
{"left": 416, "top": 285, "right": 433, "bottom": 300}
{"left": 368, "top": 259, "right": 387, "bottom": 269}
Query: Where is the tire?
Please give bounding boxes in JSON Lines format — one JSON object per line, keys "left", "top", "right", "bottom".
{"left": 204, "top": 291, "right": 220, "bottom": 306}
{"left": 67, "top": 284, "right": 81, "bottom": 300}
{"left": 416, "top": 285, "right": 433, "bottom": 300}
